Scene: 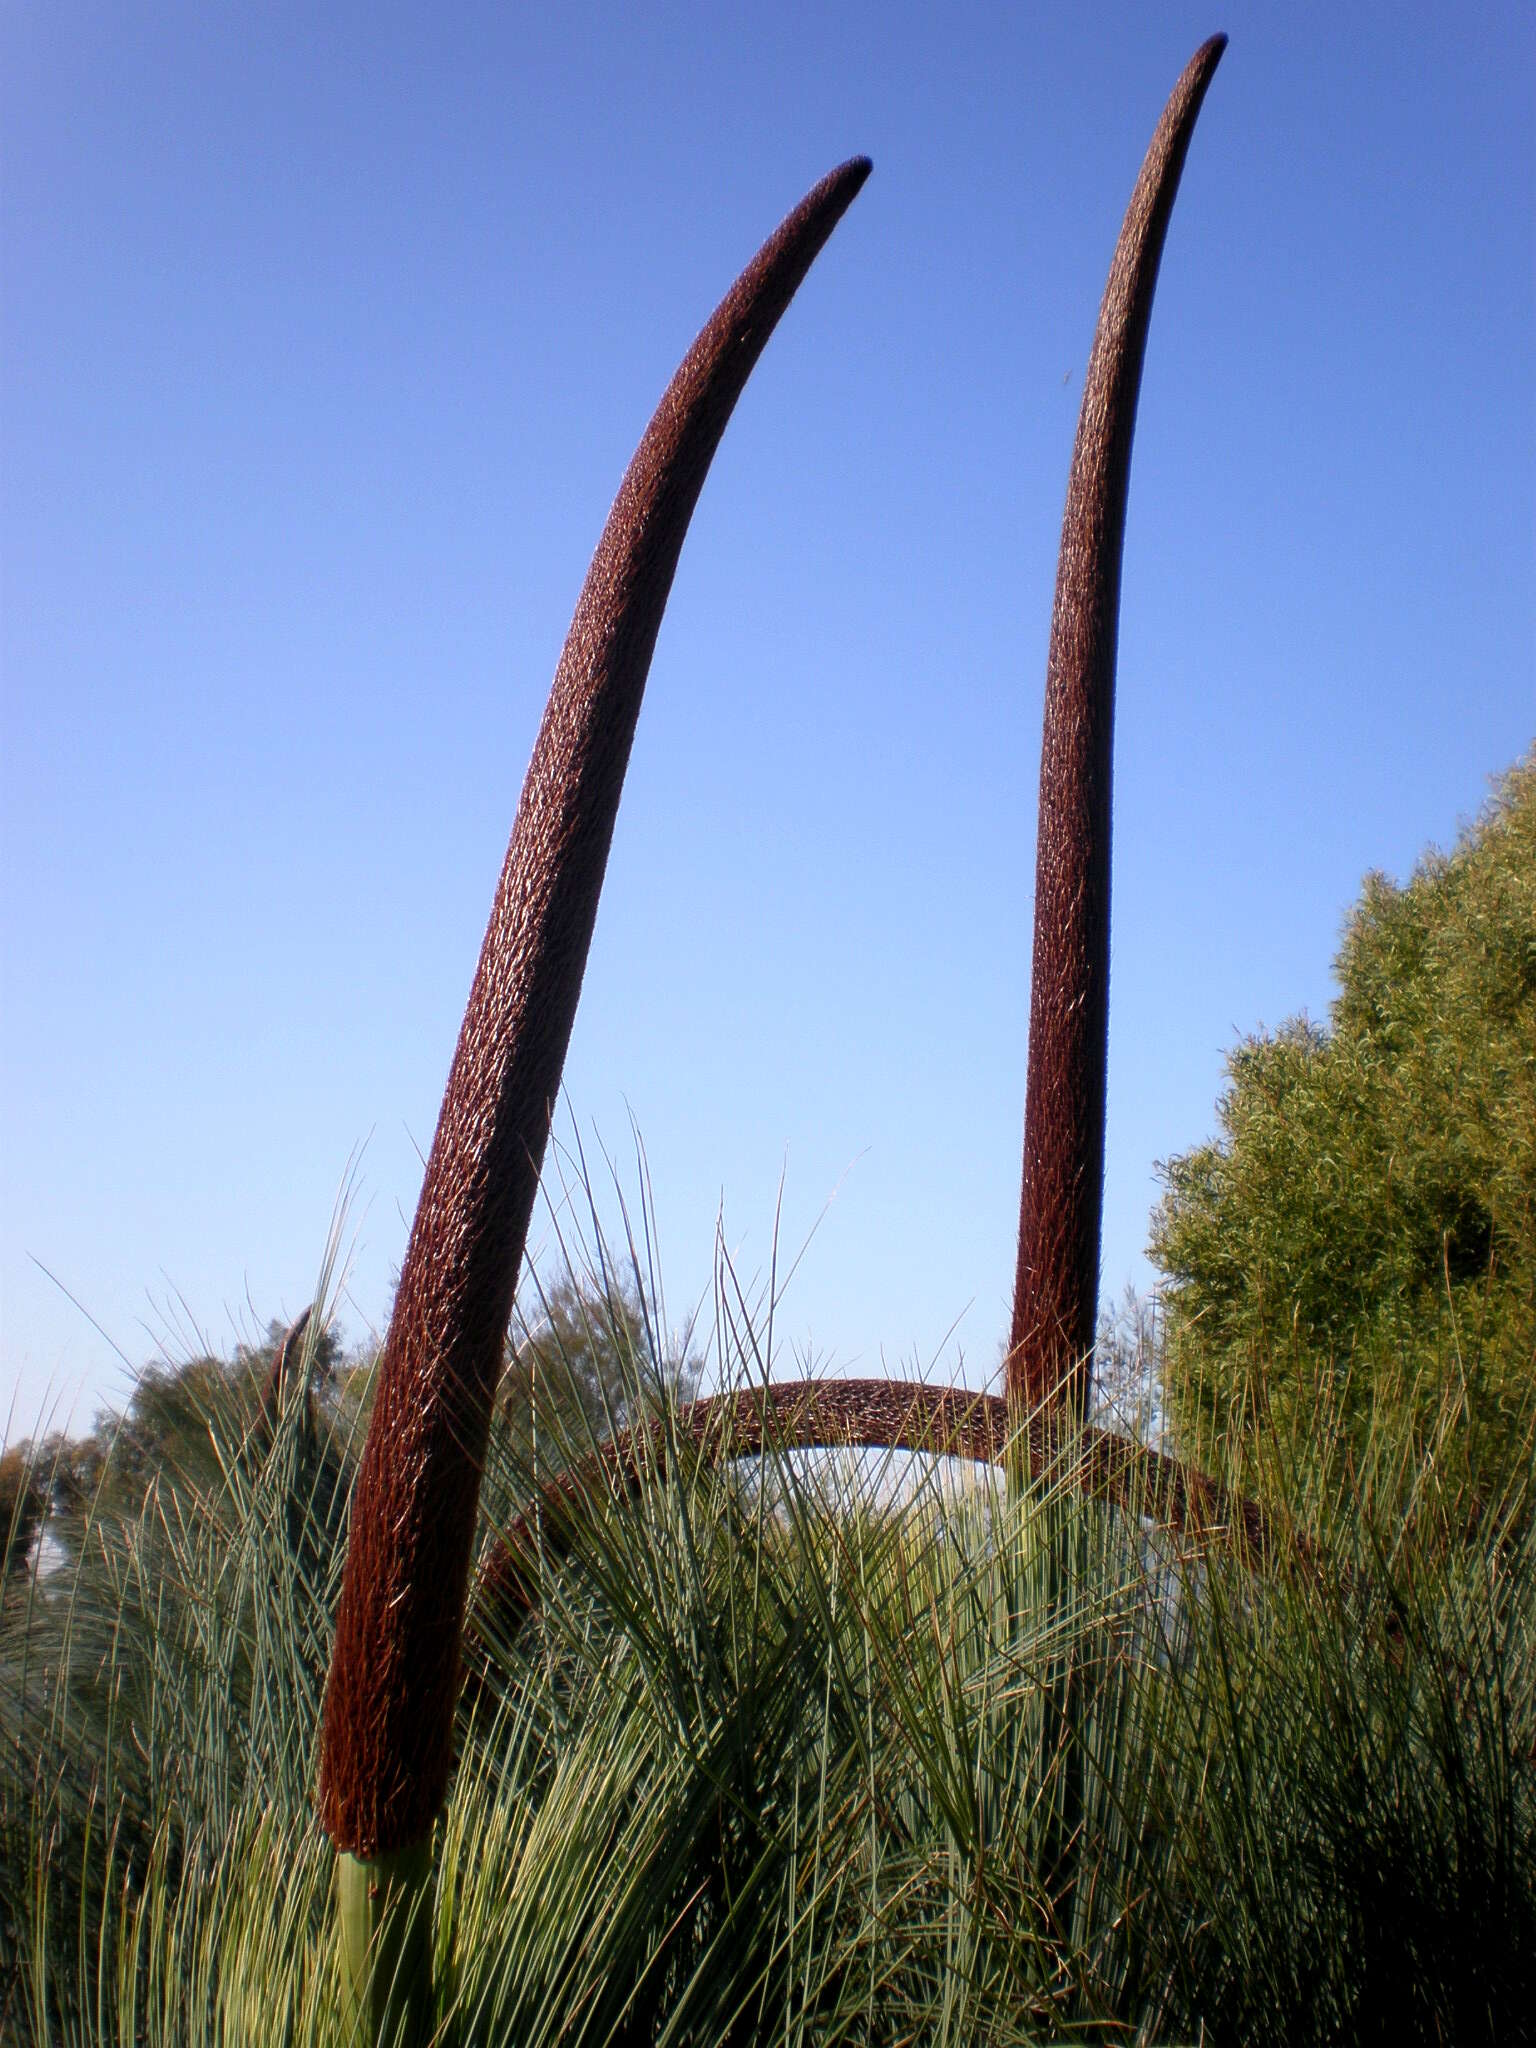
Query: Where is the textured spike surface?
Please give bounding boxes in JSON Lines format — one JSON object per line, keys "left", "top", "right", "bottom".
{"left": 1009, "top": 37, "right": 1226, "bottom": 1421}
{"left": 319, "top": 158, "right": 870, "bottom": 1857}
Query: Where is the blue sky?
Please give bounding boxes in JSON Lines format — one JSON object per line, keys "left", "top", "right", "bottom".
{"left": 4, "top": 3, "right": 1532, "bottom": 1440}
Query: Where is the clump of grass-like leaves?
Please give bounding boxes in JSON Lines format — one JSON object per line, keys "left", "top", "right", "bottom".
{"left": 3, "top": 1186, "right": 1532, "bottom": 2044}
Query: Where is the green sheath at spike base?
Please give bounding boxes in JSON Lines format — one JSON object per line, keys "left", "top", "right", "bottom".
{"left": 336, "top": 1843, "right": 434, "bottom": 2047}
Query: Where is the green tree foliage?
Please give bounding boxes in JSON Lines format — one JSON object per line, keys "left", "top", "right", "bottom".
{"left": 8, "top": 1268, "right": 691, "bottom": 1600}
{"left": 30, "top": 1320, "right": 346, "bottom": 1570}
{"left": 0, "top": 1452, "right": 45, "bottom": 1580}
{"left": 488, "top": 1271, "right": 702, "bottom": 1502}
{"left": 1151, "top": 751, "right": 1536, "bottom": 1512}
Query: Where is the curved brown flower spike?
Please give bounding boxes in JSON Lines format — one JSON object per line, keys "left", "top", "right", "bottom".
{"left": 319, "top": 157, "right": 872, "bottom": 1860}
{"left": 1009, "top": 35, "right": 1227, "bottom": 1420}
{"left": 471, "top": 1379, "right": 1284, "bottom": 1663}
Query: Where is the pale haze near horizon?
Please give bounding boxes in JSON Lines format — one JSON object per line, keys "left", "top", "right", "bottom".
{"left": 3, "top": 3, "right": 1532, "bottom": 1443}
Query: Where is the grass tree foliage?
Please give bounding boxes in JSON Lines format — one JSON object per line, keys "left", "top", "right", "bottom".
{"left": 2, "top": 1213, "right": 1533, "bottom": 2044}
{"left": 1152, "top": 750, "right": 1536, "bottom": 1518}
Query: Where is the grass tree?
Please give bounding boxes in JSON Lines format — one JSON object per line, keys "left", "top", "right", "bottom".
{"left": 319, "top": 35, "right": 1244, "bottom": 2041}
{"left": 315, "top": 158, "right": 873, "bottom": 2040}
{"left": 1003, "top": 29, "right": 1227, "bottom": 1933}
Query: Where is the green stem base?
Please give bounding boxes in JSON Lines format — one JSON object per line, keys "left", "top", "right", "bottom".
{"left": 335, "top": 1841, "right": 435, "bottom": 2047}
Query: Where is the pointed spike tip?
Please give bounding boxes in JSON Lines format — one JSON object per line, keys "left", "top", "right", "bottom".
{"left": 802, "top": 155, "right": 872, "bottom": 229}
{"left": 1185, "top": 35, "right": 1228, "bottom": 99}
{"left": 1164, "top": 37, "right": 1227, "bottom": 129}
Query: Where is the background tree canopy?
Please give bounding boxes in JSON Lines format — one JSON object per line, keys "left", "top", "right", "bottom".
{"left": 4, "top": 1266, "right": 697, "bottom": 1592}
{"left": 499, "top": 1271, "right": 701, "bottom": 1456}
{"left": 1151, "top": 750, "right": 1535, "bottom": 1516}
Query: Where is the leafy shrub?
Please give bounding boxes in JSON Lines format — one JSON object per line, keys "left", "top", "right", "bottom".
{"left": 1152, "top": 750, "right": 1536, "bottom": 1516}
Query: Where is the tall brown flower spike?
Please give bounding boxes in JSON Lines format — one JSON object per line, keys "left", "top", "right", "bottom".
{"left": 319, "top": 157, "right": 872, "bottom": 1860}
{"left": 1009, "top": 35, "right": 1227, "bottom": 1420}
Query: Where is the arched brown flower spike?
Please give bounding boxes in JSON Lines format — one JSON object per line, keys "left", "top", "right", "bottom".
{"left": 318, "top": 156, "right": 872, "bottom": 1865}
{"left": 470, "top": 1382, "right": 1286, "bottom": 1664}
{"left": 1010, "top": 34, "right": 1227, "bottom": 1422}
